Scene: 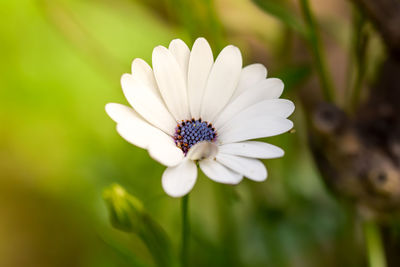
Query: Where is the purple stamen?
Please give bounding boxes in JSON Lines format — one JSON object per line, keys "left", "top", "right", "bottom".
{"left": 173, "top": 118, "right": 217, "bottom": 155}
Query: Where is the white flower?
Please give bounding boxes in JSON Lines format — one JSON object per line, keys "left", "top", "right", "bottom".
{"left": 106, "top": 38, "right": 294, "bottom": 198}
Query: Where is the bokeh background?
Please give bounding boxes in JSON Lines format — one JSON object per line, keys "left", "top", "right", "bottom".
{"left": 0, "top": 0, "right": 386, "bottom": 266}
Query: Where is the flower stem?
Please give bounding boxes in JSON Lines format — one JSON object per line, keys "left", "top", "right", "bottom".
{"left": 348, "top": 9, "right": 369, "bottom": 113}
{"left": 299, "top": 0, "right": 336, "bottom": 103}
{"left": 364, "top": 220, "right": 387, "bottom": 267}
{"left": 180, "top": 194, "right": 190, "bottom": 267}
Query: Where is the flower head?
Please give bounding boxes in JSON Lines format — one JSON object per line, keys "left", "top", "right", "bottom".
{"left": 106, "top": 38, "right": 294, "bottom": 197}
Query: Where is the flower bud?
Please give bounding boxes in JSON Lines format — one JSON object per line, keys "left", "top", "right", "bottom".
{"left": 103, "top": 184, "right": 143, "bottom": 232}
{"left": 103, "top": 184, "right": 176, "bottom": 267}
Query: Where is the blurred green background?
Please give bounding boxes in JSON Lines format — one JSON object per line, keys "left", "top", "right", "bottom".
{"left": 0, "top": 0, "right": 367, "bottom": 266}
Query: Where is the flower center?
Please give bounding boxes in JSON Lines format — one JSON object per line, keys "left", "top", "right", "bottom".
{"left": 173, "top": 118, "right": 217, "bottom": 155}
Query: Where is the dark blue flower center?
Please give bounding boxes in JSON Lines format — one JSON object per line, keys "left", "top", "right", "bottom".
{"left": 173, "top": 118, "right": 217, "bottom": 155}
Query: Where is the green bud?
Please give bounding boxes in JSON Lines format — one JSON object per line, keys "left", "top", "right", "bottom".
{"left": 103, "top": 184, "right": 176, "bottom": 267}
{"left": 103, "top": 184, "right": 143, "bottom": 232}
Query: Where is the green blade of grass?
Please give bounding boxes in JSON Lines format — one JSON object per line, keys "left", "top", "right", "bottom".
{"left": 252, "top": 0, "right": 307, "bottom": 39}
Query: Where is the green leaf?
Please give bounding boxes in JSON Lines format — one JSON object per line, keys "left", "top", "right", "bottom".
{"left": 252, "top": 0, "right": 307, "bottom": 39}
{"left": 275, "top": 64, "right": 312, "bottom": 93}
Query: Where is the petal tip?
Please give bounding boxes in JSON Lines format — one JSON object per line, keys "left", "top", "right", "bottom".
{"left": 105, "top": 103, "right": 115, "bottom": 114}
{"left": 161, "top": 160, "right": 197, "bottom": 197}
{"left": 169, "top": 38, "right": 187, "bottom": 47}
{"left": 105, "top": 103, "right": 125, "bottom": 122}
{"left": 120, "top": 73, "right": 132, "bottom": 84}
{"left": 193, "top": 37, "right": 210, "bottom": 46}
{"left": 153, "top": 45, "right": 168, "bottom": 54}
{"left": 131, "top": 58, "right": 147, "bottom": 73}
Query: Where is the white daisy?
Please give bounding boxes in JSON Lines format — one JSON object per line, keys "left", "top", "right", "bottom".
{"left": 106, "top": 38, "right": 294, "bottom": 198}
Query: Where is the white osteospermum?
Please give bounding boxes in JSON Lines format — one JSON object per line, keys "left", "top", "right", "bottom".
{"left": 106, "top": 38, "right": 294, "bottom": 197}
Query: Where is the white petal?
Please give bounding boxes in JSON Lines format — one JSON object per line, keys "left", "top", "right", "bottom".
{"left": 218, "top": 141, "right": 284, "bottom": 159}
{"left": 131, "top": 58, "right": 160, "bottom": 98}
{"left": 106, "top": 103, "right": 158, "bottom": 148}
{"left": 254, "top": 78, "right": 285, "bottom": 99}
{"left": 232, "top": 63, "right": 267, "bottom": 99}
{"left": 188, "top": 38, "right": 214, "bottom": 119}
{"left": 169, "top": 39, "right": 190, "bottom": 84}
{"left": 217, "top": 99, "right": 294, "bottom": 144}
{"left": 148, "top": 134, "right": 184, "bottom": 167}
{"left": 219, "top": 98, "right": 294, "bottom": 135}
{"left": 152, "top": 46, "right": 190, "bottom": 121}
{"left": 121, "top": 74, "right": 176, "bottom": 135}
{"left": 162, "top": 159, "right": 197, "bottom": 198}
{"left": 199, "top": 158, "right": 243, "bottom": 184}
{"left": 216, "top": 153, "right": 267, "bottom": 181}
{"left": 117, "top": 123, "right": 183, "bottom": 167}
{"left": 106, "top": 103, "right": 140, "bottom": 125}
{"left": 249, "top": 99, "right": 295, "bottom": 119}
{"left": 219, "top": 114, "right": 293, "bottom": 144}
{"left": 116, "top": 123, "right": 154, "bottom": 149}
{"left": 187, "top": 141, "right": 218, "bottom": 161}
{"left": 218, "top": 99, "right": 294, "bottom": 133}
{"left": 200, "top": 45, "right": 242, "bottom": 121}
{"left": 106, "top": 103, "right": 184, "bottom": 166}
{"left": 214, "top": 78, "right": 285, "bottom": 128}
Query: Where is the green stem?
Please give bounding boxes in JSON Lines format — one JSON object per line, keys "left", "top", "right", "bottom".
{"left": 180, "top": 194, "right": 190, "bottom": 267}
{"left": 299, "top": 0, "right": 336, "bottom": 103}
{"left": 349, "top": 9, "right": 368, "bottom": 112}
{"left": 214, "top": 184, "right": 240, "bottom": 266}
{"left": 364, "top": 221, "right": 387, "bottom": 267}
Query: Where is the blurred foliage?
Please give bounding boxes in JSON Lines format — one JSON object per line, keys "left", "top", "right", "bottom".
{"left": 0, "top": 0, "right": 374, "bottom": 266}
{"left": 252, "top": 0, "right": 307, "bottom": 38}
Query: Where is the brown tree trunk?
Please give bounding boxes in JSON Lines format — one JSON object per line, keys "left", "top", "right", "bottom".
{"left": 306, "top": 1, "right": 400, "bottom": 265}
